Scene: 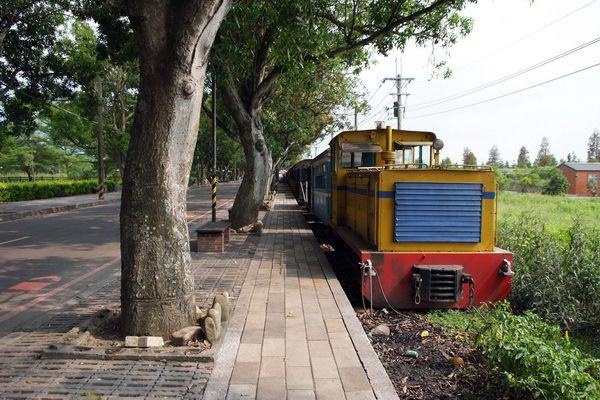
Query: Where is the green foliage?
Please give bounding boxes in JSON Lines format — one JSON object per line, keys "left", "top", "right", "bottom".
{"left": 462, "top": 147, "right": 477, "bottom": 165}
{"left": 495, "top": 169, "right": 510, "bottom": 190}
{"left": 487, "top": 145, "right": 502, "bottom": 166}
{"left": 0, "top": 180, "right": 116, "bottom": 202}
{"left": 265, "top": 60, "right": 359, "bottom": 167}
{"left": 473, "top": 303, "right": 600, "bottom": 400}
{"left": 0, "top": 1, "right": 72, "bottom": 138}
{"left": 588, "top": 129, "right": 600, "bottom": 162}
{"left": 539, "top": 167, "right": 569, "bottom": 195}
{"left": 502, "top": 167, "right": 568, "bottom": 194}
{"left": 517, "top": 146, "right": 531, "bottom": 168}
{"left": 0, "top": 135, "right": 65, "bottom": 179}
{"left": 535, "top": 137, "right": 558, "bottom": 167}
{"left": 497, "top": 216, "right": 600, "bottom": 330}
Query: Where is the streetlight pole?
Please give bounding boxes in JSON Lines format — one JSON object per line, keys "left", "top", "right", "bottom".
{"left": 212, "top": 73, "right": 217, "bottom": 223}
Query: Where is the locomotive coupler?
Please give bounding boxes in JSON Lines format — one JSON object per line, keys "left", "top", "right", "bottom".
{"left": 499, "top": 259, "right": 514, "bottom": 276}
{"left": 359, "top": 260, "right": 376, "bottom": 276}
{"left": 461, "top": 273, "right": 475, "bottom": 307}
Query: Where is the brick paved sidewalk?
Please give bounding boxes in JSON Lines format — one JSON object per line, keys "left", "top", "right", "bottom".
{"left": 0, "top": 205, "right": 259, "bottom": 399}
{"left": 205, "top": 188, "right": 398, "bottom": 400}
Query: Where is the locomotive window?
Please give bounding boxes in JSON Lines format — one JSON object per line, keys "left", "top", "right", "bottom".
{"left": 340, "top": 151, "right": 352, "bottom": 167}
{"left": 395, "top": 145, "right": 432, "bottom": 166}
{"left": 340, "top": 151, "right": 376, "bottom": 167}
{"left": 361, "top": 152, "right": 376, "bottom": 167}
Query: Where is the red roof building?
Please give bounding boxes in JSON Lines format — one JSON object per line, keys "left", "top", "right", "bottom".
{"left": 559, "top": 162, "right": 600, "bottom": 195}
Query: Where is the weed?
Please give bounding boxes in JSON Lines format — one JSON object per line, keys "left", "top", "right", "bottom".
{"left": 498, "top": 216, "right": 600, "bottom": 331}
{"left": 473, "top": 303, "right": 600, "bottom": 400}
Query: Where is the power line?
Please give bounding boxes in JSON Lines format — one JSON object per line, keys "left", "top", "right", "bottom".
{"left": 359, "top": 106, "right": 389, "bottom": 128}
{"left": 452, "top": 0, "right": 598, "bottom": 72}
{"left": 409, "top": 35, "right": 600, "bottom": 111}
{"left": 359, "top": 81, "right": 394, "bottom": 123}
{"left": 407, "top": 61, "right": 600, "bottom": 119}
{"left": 366, "top": 80, "right": 385, "bottom": 103}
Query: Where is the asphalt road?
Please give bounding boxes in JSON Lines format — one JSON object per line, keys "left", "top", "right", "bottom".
{"left": 0, "top": 182, "right": 240, "bottom": 334}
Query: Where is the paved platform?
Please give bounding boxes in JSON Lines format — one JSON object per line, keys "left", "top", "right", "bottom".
{"left": 0, "top": 184, "right": 398, "bottom": 399}
{"left": 205, "top": 188, "right": 398, "bottom": 400}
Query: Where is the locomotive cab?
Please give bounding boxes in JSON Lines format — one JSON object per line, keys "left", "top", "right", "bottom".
{"left": 327, "top": 126, "right": 513, "bottom": 309}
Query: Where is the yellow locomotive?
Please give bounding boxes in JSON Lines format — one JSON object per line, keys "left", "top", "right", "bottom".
{"left": 290, "top": 126, "right": 513, "bottom": 309}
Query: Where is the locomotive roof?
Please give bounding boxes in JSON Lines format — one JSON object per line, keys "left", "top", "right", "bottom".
{"left": 329, "top": 128, "right": 437, "bottom": 145}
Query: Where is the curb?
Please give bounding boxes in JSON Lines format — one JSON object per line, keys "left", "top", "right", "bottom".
{"left": 314, "top": 226, "right": 400, "bottom": 399}
{"left": 0, "top": 198, "right": 121, "bottom": 222}
{"left": 40, "top": 343, "right": 214, "bottom": 362}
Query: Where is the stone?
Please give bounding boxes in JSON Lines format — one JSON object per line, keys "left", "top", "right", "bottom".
{"left": 204, "top": 316, "right": 220, "bottom": 344}
{"left": 370, "top": 324, "right": 390, "bottom": 337}
{"left": 195, "top": 306, "right": 208, "bottom": 320}
{"left": 213, "top": 293, "right": 230, "bottom": 322}
{"left": 125, "top": 336, "right": 140, "bottom": 347}
{"left": 171, "top": 326, "right": 203, "bottom": 346}
{"left": 252, "top": 220, "right": 264, "bottom": 235}
{"left": 139, "top": 336, "right": 164, "bottom": 347}
{"left": 209, "top": 307, "right": 221, "bottom": 331}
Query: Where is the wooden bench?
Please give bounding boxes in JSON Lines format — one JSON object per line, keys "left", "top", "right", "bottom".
{"left": 196, "top": 221, "right": 231, "bottom": 253}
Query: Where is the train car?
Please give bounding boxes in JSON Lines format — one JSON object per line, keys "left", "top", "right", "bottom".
{"left": 310, "top": 149, "right": 331, "bottom": 222}
{"left": 293, "top": 126, "right": 513, "bottom": 309}
{"left": 287, "top": 159, "right": 312, "bottom": 206}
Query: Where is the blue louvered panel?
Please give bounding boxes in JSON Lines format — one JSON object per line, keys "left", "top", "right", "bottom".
{"left": 394, "top": 182, "right": 482, "bottom": 243}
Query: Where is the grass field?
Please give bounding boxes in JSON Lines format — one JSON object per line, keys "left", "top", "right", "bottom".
{"left": 498, "top": 191, "right": 600, "bottom": 231}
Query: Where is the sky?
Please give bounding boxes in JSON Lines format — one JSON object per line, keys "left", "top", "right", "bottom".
{"left": 312, "top": 0, "right": 600, "bottom": 165}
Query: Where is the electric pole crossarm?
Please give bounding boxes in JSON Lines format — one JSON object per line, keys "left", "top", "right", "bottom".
{"left": 383, "top": 75, "right": 414, "bottom": 129}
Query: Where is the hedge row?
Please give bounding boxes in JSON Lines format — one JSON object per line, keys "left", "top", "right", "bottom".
{"left": 0, "top": 180, "right": 116, "bottom": 202}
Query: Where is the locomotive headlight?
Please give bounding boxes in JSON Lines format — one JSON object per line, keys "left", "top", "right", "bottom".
{"left": 433, "top": 139, "right": 444, "bottom": 151}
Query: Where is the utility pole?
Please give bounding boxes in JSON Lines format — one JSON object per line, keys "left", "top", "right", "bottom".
{"left": 94, "top": 78, "right": 105, "bottom": 200}
{"left": 211, "top": 72, "right": 217, "bottom": 223}
{"left": 384, "top": 71, "right": 414, "bottom": 130}
{"left": 354, "top": 105, "right": 358, "bottom": 131}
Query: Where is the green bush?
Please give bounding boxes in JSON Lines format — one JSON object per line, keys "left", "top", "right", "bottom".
{"left": 0, "top": 180, "right": 116, "bottom": 202}
{"left": 498, "top": 217, "right": 600, "bottom": 330}
{"left": 474, "top": 303, "right": 600, "bottom": 400}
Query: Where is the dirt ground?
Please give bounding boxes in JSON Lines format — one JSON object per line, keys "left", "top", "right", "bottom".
{"left": 62, "top": 305, "right": 211, "bottom": 351}
{"left": 359, "top": 309, "right": 514, "bottom": 399}
{"left": 306, "top": 217, "right": 516, "bottom": 399}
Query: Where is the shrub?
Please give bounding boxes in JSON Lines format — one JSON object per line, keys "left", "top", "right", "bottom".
{"left": 498, "top": 217, "right": 600, "bottom": 330}
{"left": 474, "top": 303, "right": 600, "bottom": 400}
{"left": 0, "top": 180, "right": 117, "bottom": 202}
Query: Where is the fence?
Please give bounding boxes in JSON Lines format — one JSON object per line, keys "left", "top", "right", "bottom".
{"left": 0, "top": 176, "right": 66, "bottom": 183}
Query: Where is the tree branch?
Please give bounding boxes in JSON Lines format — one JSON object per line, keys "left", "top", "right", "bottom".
{"left": 252, "top": 65, "right": 284, "bottom": 110}
{"left": 201, "top": 100, "right": 239, "bottom": 143}
{"left": 325, "top": 0, "right": 455, "bottom": 59}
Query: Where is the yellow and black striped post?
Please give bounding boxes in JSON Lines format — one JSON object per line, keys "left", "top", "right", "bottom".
{"left": 211, "top": 176, "right": 217, "bottom": 222}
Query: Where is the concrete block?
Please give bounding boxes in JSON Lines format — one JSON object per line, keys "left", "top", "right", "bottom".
{"left": 139, "top": 336, "right": 164, "bottom": 347}
{"left": 125, "top": 336, "right": 139, "bottom": 347}
{"left": 171, "top": 326, "right": 202, "bottom": 346}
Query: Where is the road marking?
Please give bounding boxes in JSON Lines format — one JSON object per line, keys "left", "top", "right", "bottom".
{"left": 30, "top": 275, "right": 61, "bottom": 282}
{"left": 9, "top": 282, "right": 51, "bottom": 292}
{"left": 0, "top": 236, "right": 30, "bottom": 246}
{"left": 0, "top": 194, "right": 235, "bottom": 324}
{"left": 0, "top": 256, "right": 120, "bottom": 324}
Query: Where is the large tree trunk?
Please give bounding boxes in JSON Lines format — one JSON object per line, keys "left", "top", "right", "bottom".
{"left": 121, "top": 0, "right": 231, "bottom": 337}
{"left": 219, "top": 74, "right": 273, "bottom": 229}
{"left": 230, "top": 113, "right": 272, "bottom": 229}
